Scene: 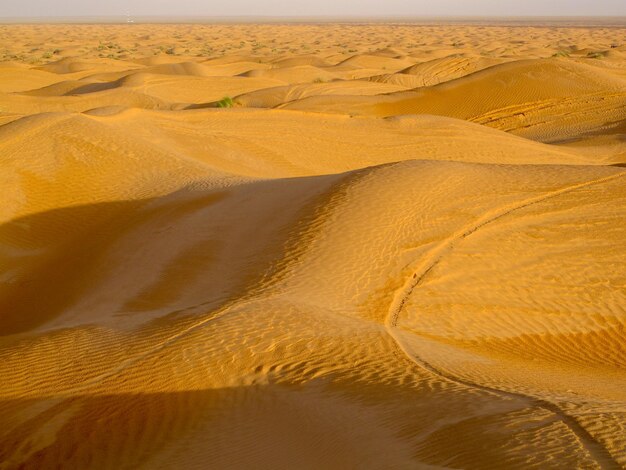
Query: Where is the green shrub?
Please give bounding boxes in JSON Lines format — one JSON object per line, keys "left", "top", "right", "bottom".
{"left": 216, "top": 96, "right": 235, "bottom": 108}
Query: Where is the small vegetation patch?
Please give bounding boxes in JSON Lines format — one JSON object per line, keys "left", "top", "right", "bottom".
{"left": 552, "top": 50, "right": 570, "bottom": 58}
{"left": 216, "top": 96, "right": 235, "bottom": 108}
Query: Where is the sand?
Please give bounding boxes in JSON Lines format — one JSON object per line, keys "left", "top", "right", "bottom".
{"left": 0, "top": 21, "right": 625, "bottom": 469}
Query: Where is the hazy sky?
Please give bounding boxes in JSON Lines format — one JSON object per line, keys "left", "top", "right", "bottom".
{"left": 1, "top": 0, "right": 625, "bottom": 18}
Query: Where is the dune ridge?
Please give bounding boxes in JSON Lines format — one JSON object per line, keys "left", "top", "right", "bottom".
{"left": 1, "top": 22, "right": 625, "bottom": 469}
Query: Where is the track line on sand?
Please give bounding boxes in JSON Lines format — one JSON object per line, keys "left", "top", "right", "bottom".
{"left": 47, "top": 298, "right": 247, "bottom": 397}
{"left": 385, "top": 171, "right": 625, "bottom": 469}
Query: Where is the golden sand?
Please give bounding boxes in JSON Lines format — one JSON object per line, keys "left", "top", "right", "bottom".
{"left": 0, "top": 22, "right": 625, "bottom": 468}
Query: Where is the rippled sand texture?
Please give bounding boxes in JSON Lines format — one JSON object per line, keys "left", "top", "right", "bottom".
{"left": 1, "top": 22, "right": 626, "bottom": 469}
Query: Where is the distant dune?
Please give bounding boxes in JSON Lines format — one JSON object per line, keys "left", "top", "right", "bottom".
{"left": 0, "top": 23, "right": 625, "bottom": 469}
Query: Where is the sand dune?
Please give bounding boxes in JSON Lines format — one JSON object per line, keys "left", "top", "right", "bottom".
{"left": 234, "top": 80, "right": 408, "bottom": 108}
{"left": 1, "top": 22, "right": 625, "bottom": 469}
{"left": 282, "top": 59, "right": 626, "bottom": 143}
{"left": 398, "top": 55, "right": 505, "bottom": 85}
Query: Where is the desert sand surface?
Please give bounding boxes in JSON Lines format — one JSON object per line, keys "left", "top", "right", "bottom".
{"left": 0, "top": 21, "right": 625, "bottom": 469}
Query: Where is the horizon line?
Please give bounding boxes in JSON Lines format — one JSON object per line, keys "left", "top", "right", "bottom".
{"left": 1, "top": 14, "right": 625, "bottom": 25}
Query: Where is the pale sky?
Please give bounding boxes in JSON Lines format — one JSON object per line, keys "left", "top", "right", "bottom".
{"left": 1, "top": 0, "right": 625, "bottom": 18}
